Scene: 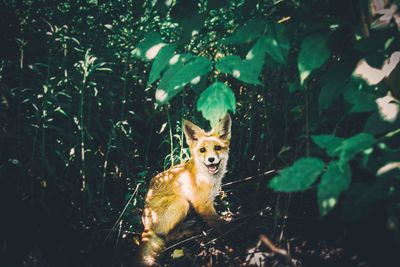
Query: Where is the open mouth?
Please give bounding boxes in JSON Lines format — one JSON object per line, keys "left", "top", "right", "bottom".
{"left": 205, "top": 162, "right": 220, "bottom": 174}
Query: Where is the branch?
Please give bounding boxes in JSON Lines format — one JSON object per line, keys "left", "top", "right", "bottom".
{"left": 259, "top": 234, "right": 290, "bottom": 259}
{"left": 221, "top": 169, "right": 277, "bottom": 188}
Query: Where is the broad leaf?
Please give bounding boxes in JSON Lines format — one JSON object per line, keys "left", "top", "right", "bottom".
{"left": 196, "top": 82, "right": 236, "bottom": 127}
{"left": 298, "top": 33, "right": 331, "bottom": 84}
{"left": 168, "top": 56, "right": 212, "bottom": 90}
{"left": 340, "top": 184, "right": 376, "bottom": 221}
{"left": 318, "top": 64, "right": 353, "bottom": 112}
{"left": 246, "top": 36, "right": 268, "bottom": 74}
{"left": 341, "top": 171, "right": 399, "bottom": 222}
{"left": 156, "top": 56, "right": 212, "bottom": 104}
{"left": 336, "top": 133, "right": 376, "bottom": 166}
{"left": 158, "top": 53, "right": 193, "bottom": 89}
{"left": 288, "top": 82, "right": 301, "bottom": 92}
{"left": 317, "top": 161, "right": 351, "bottom": 216}
{"left": 132, "top": 32, "right": 165, "bottom": 61}
{"left": 222, "top": 19, "right": 266, "bottom": 44}
{"left": 269, "top": 157, "right": 325, "bottom": 192}
{"left": 364, "top": 111, "right": 400, "bottom": 135}
{"left": 264, "top": 23, "right": 290, "bottom": 65}
{"left": 343, "top": 79, "right": 378, "bottom": 113}
{"left": 148, "top": 44, "right": 176, "bottom": 84}
{"left": 216, "top": 55, "right": 261, "bottom": 85}
{"left": 312, "top": 134, "right": 344, "bottom": 157}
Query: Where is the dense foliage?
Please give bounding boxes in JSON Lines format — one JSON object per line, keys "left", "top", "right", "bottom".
{"left": 1, "top": 0, "right": 400, "bottom": 266}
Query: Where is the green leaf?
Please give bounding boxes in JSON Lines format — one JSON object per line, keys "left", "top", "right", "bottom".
{"left": 264, "top": 23, "right": 290, "bottom": 65}
{"left": 169, "top": 57, "right": 212, "bottom": 89}
{"left": 317, "top": 161, "right": 351, "bottom": 216}
{"left": 222, "top": 19, "right": 266, "bottom": 44}
{"left": 158, "top": 53, "right": 193, "bottom": 90}
{"left": 132, "top": 32, "right": 165, "bottom": 61}
{"left": 245, "top": 36, "right": 268, "bottom": 74}
{"left": 216, "top": 55, "right": 261, "bottom": 85}
{"left": 364, "top": 111, "right": 400, "bottom": 135}
{"left": 196, "top": 82, "right": 236, "bottom": 127}
{"left": 269, "top": 158, "right": 325, "bottom": 192}
{"left": 54, "top": 106, "right": 68, "bottom": 117}
{"left": 298, "top": 33, "right": 331, "bottom": 84}
{"left": 341, "top": 171, "right": 399, "bottom": 222}
{"left": 148, "top": 44, "right": 176, "bottom": 84}
{"left": 336, "top": 133, "right": 376, "bottom": 166}
{"left": 343, "top": 79, "right": 378, "bottom": 113}
{"left": 340, "top": 183, "right": 376, "bottom": 221}
{"left": 318, "top": 64, "right": 353, "bottom": 112}
{"left": 288, "top": 82, "right": 301, "bottom": 92}
{"left": 312, "top": 134, "right": 344, "bottom": 157}
{"left": 318, "top": 81, "right": 344, "bottom": 112}
{"left": 156, "top": 56, "right": 212, "bottom": 104}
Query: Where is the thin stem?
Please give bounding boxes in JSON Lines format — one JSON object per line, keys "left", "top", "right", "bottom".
{"left": 180, "top": 94, "right": 185, "bottom": 163}
{"left": 101, "top": 124, "right": 115, "bottom": 210}
{"left": 106, "top": 183, "right": 142, "bottom": 241}
{"left": 221, "top": 169, "right": 276, "bottom": 188}
{"left": 80, "top": 76, "right": 87, "bottom": 193}
{"left": 167, "top": 107, "right": 174, "bottom": 167}
{"left": 118, "top": 51, "right": 130, "bottom": 146}
{"left": 304, "top": 85, "right": 310, "bottom": 157}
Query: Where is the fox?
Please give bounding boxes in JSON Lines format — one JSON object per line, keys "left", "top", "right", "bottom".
{"left": 136, "top": 113, "right": 232, "bottom": 266}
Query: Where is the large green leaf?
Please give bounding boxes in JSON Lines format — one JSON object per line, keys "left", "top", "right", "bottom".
{"left": 318, "top": 64, "right": 353, "bottom": 112}
{"left": 264, "top": 23, "right": 290, "bottom": 65}
{"left": 168, "top": 56, "right": 212, "bottom": 89}
{"left": 317, "top": 161, "right": 351, "bottom": 216}
{"left": 336, "top": 133, "right": 377, "bottom": 166}
{"left": 158, "top": 53, "right": 193, "bottom": 89}
{"left": 245, "top": 36, "right": 268, "bottom": 74}
{"left": 196, "top": 82, "right": 236, "bottom": 127}
{"left": 364, "top": 111, "right": 400, "bottom": 135}
{"left": 312, "top": 134, "right": 344, "bottom": 157}
{"left": 269, "top": 158, "right": 325, "bottom": 192}
{"left": 132, "top": 32, "right": 165, "bottom": 61}
{"left": 343, "top": 79, "right": 378, "bottom": 113}
{"left": 221, "top": 19, "right": 266, "bottom": 44}
{"left": 216, "top": 55, "right": 261, "bottom": 85}
{"left": 148, "top": 44, "right": 176, "bottom": 84}
{"left": 298, "top": 33, "right": 331, "bottom": 84}
{"left": 340, "top": 184, "right": 376, "bottom": 221}
{"left": 341, "top": 171, "right": 399, "bottom": 221}
{"left": 156, "top": 56, "right": 212, "bottom": 104}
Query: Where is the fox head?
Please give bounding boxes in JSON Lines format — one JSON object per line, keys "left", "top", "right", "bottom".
{"left": 183, "top": 114, "right": 231, "bottom": 177}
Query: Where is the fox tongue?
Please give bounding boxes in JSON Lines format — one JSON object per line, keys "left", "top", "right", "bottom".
{"left": 207, "top": 164, "right": 218, "bottom": 173}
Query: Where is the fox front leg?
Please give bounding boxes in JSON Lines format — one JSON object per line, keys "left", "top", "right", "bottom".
{"left": 193, "top": 200, "right": 225, "bottom": 232}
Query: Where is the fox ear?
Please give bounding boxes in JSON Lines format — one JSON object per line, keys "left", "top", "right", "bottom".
{"left": 215, "top": 113, "right": 231, "bottom": 141}
{"left": 183, "top": 120, "right": 204, "bottom": 145}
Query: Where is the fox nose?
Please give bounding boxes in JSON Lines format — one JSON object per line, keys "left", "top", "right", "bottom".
{"left": 208, "top": 157, "right": 215, "bottom": 163}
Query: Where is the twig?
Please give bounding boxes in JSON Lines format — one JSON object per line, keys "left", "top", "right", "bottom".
{"left": 167, "top": 107, "right": 174, "bottom": 167}
{"left": 161, "top": 231, "right": 210, "bottom": 254}
{"left": 259, "top": 234, "right": 289, "bottom": 259}
{"left": 221, "top": 169, "right": 276, "bottom": 188}
{"left": 203, "top": 219, "right": 248, "bottom": 247}
{"left": 244, "top": 239, "right": 263, "bottom": 266}
{"left": 105, "top": 183, "right": 141, "bottom": 241}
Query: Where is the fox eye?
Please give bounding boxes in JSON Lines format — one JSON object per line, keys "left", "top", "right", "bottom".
{"left": 199, "top": 147, "right": 206, "bottom": 153}
{"left": 214, "top": 145, "right": 222, "bottom": 151}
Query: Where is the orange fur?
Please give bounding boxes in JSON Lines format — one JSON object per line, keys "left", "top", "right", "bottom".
{"left": 136, "top": 114, "right": 232, "bottom": 266}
